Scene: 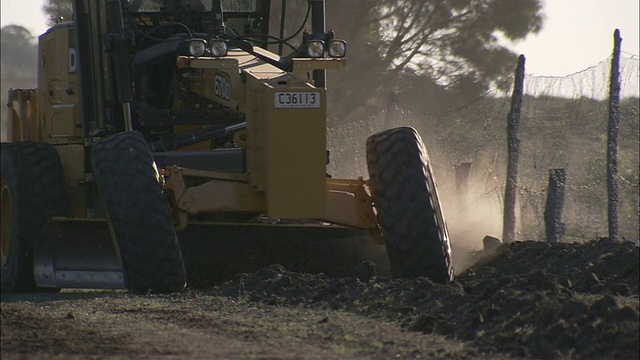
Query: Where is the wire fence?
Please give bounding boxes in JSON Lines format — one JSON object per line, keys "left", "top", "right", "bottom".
{"left": 328, "top": 53, "right": 639, "bottom": 244}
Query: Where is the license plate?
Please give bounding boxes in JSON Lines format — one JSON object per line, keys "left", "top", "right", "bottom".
{"left": 274, "top": 92, "right": 321, "bottom": 109}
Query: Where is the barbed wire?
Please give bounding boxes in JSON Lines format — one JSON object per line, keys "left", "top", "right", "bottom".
{"left": 527, "top": 57, "right": 613, "bottom": 80}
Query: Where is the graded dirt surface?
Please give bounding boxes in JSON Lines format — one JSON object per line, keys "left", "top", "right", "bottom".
{"left": 2, "top": 239, "right": 638, "bottom": 359}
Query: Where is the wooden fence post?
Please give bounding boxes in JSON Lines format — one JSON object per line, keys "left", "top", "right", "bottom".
{"left": 384, "top": 92, "right": 399, "bottom": 130}
{"left": 544, "top": 169, "right": 567, "bottom": 242}
{"left": 607, "top": 29, "right": 622, "bottom": 242}
{"left": 502, "top": 55, "right": 525, "bottom": 243}
{"left": 455, "top": 162, "right": 472, "bottom": 210}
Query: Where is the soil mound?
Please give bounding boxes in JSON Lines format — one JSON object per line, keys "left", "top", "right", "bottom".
{"left": 208, "top": 239, "right": 640, "bottom": 359}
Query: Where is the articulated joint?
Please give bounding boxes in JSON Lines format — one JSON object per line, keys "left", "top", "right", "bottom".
{"left": 161, "top": 166, "right": 189, "bottom": 230}
{"left": 326, "top": 177, "right": 384, "bottom": 245}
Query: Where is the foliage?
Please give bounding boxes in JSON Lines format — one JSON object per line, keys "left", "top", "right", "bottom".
{"left": 43, "top": 0, "right": 74, "bottom": 26}
{"left": 372, "top": 1, "right": 542, "bottom": 84}
{"left": 1, "top": 26, "right": 38, "bottom": 140}
{"left": 0, "top": 25, "right": 38, "bottom": 73}
{"left": 322, "top": 0, "right": 544, "bottom": 123}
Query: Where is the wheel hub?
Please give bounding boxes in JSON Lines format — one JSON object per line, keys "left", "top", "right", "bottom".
{"left": 1, "top": 180, "right": 12, "bottom": 267}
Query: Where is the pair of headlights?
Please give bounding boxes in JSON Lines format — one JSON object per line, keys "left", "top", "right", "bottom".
{"left": 189, "top": 39, "right": 228, "bottom": 57}
{"left": 306, "top": 39, "right": 346, "bottom": 58}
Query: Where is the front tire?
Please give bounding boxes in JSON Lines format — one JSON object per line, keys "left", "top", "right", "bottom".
{"left": 92, "top": 132, "right": 186, "bottom": 294}
{"left": 1, "top": 143, "right": 66, "bottom": 292}
{"left": 366, "top": 127, "right": 454, "bottom": 283}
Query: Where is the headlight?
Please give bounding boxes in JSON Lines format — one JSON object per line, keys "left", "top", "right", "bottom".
{"left": 328, "top": 40, "right": 347, "bottom": 58}
{"left": 306, "top": 40, "right": 325, "bottom": 58}
{"left": 210, "top": 40, "right": 228, "bottom": 57}
{"left": 189, "top": 40, "right": 207, "bottom": 57}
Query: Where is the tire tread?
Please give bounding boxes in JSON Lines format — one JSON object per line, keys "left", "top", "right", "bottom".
{"left": 92, "top": 132, "right": 186, "bottom": 294}
{"left": 366, "top": 127, "right": 454, "bottom": 283}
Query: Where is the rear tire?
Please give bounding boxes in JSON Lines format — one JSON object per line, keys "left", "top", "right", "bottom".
{"left": 366, "top": 127, "right": 454, "bottom": 283}
{"left": 1, "top": 143, "right": 66, "bottom": 292}
{"left": 92, "top": 132, "right": 186, "bottom": 294}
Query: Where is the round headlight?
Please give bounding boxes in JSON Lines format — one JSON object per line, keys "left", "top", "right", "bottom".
{"left": 210, "top": 40, "right": 228, "bottom": 57}
{"left": 306, "top": 40, "right": 325, "bottom": 58}
{"left": 189, "top": 40, "right": 207, "bottom": 57}
{"left": 328, "top": 40, "right": 346, "bottom": 58}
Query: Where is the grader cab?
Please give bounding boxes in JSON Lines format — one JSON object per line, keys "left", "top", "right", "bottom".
{"left": 1, "top": 0, "right": 454, "bottom": 293}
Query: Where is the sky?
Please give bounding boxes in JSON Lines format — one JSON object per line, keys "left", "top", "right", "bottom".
{"left": 1, "top": 0, "right": 639, "bottom": 76}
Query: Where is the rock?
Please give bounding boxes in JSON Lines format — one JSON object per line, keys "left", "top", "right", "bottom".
{"left": 482, "top": 235, "right": 502, "bottom": 252}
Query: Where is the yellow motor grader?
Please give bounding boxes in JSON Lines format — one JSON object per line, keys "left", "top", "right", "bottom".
{"left": 1, "top": 0, "right": 453, "bottom": 293}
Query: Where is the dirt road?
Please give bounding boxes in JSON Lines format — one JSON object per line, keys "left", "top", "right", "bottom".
{"left": 2, "top": 239, "right": 638, "bottom": 359}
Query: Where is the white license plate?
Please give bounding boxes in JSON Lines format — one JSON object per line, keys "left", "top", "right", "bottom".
{"left": 274, "top": 92, "right": 321, "bottom": 109}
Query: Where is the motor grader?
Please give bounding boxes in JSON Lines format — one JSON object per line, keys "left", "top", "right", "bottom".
{"left": 1, "top": 0, "right": 454, "bottom": 294}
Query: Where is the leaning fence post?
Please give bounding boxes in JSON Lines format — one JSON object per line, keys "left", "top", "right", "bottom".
{"left": 502, "top": 55, "right": 525, "bottom": 243}
{"left": 544, "top": 169, "right": 567, "bottom": 242}
{"left": 607, "top": 29, "right": 622, "bottom": 242}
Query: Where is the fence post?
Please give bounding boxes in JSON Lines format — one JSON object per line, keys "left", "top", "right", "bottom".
{"left": 455, "top": 162, "right": 472, "bottom": 210}
{"left": 384, "top": 92, "right": 399, "bottom": 130}
{"left": 502, "top": 55, "right": 525, "bottom": 243}
{"left": 544, "top": 169, "right": 567, "bottom": 242}
{"left": 607, "top": 29, "right": 622, "bottom": 242}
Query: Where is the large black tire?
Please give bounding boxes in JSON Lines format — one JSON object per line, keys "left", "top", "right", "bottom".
{"left": 1, "top": 142, "right": 67, "bottom": 292}
{"left": 366, "top": 127, "right": 454, "bottom": 283}
{"left": 92, "top": 132, "right": 186, "bottom": 294}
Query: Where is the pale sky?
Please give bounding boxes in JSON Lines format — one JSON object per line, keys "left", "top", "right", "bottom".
{"left": 1, "top": 0, "right": 639, "bottom": 76}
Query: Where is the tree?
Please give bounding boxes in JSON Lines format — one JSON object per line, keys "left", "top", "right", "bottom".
{"left": 1, "top": 25, "right": 38, "bottom": 140}
{"left": 376, "top": 1, "right": 542, "bottom": 84}
{"left": 0, "top": 25, "right": 38, "bottom": 76}
{"left": 324, "top": 0, "right": 544, "bottom": 120}
{"left": 43, "top": 0, "right": 74, "bottom": 26}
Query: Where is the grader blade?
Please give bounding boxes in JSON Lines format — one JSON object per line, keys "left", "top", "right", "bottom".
{"left": 34, "top": 218, "right": 381, "bottom": 290}
{"left": 34, "top": 218, "right": 125, "bottom": 289}
{"left": 178, "top": 222, "right": 379, "bottom": 288}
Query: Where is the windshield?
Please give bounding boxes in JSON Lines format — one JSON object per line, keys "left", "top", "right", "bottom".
{"left": 127, "top": 0, "right": 257, "bottom": 12}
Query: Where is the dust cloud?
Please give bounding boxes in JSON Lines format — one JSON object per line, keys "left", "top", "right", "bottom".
{"left": 438, "top": 179, "right": 504, "bottom": 274}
